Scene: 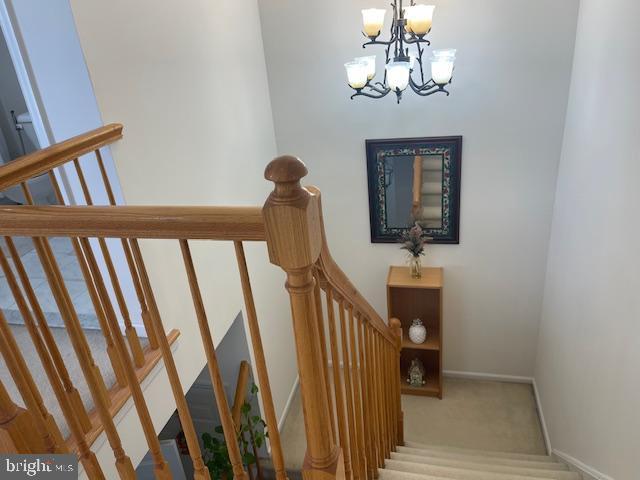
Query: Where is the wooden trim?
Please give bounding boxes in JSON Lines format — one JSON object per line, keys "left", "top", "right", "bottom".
{"left": 0, "top": 205, "right": 266, "bottom": 240}
{"left": 232, "top": 361, "right": 251, "bottom": 429}
{"left": 0, "top": 124, "right": 123, "bottom": 190}
{"left": 67, "top": 329, "right": 180, "bottom": 453}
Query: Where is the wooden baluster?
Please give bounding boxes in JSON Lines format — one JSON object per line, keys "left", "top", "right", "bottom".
{"left": 338, "top": 302, "right": 359, "bottom": 480}
{"left": 376, "top": 335, "right": 390, "bottom": 460}
{"left": 94, "top": 150, "right": 158, "bottom": 349}
{"left": 125, "top": 238, "right": 211, "bottom": 480}
{"left": 0, "top": 248, "right": 65, "bottom": 449}
{"left": 3, "top": 236, "right": 93, "bottom": 433}
{"left": 21, "top": 182, "right": 110, "bottom": 406}
{"left": 73, "top": 159, "right": 146, "bottom": 367}
{"left": 366, "top": 325, "right": 384, "bottom": 468}
{"left": 263, "top": 156, "right": 344, "bottom": 480}
{"left": 377, "top": 334, "right": 390, "bottom": 460}
{"left": 356, "top": 317, "right": 376, "bottom": 480}
{"left": 12, "top": 231, "right": 135, "bottom": 474}
{"left": 325, "top": 290, "right": 351, "bottom": 480}
{"left": 313, "top": 275, "right": 337, "bottom": 443}
{"left": 0, "top": 248, "right": 105, "bottom": 477}
{"left": 48, "top": 171, "right": 127, "bottom": 388}
{"left": 382, "top": 341, "right": 398, "bottom": 452}
{"left": 347, "top": 308, "right": 366, "bottom": 480}
{"left": 380, "top": 340, "right": 390, "bottom": 455}
{"left": 178, "top": 239, "right": 244, "bottom": 480}
{"left": 0, "top": 311, "right": 59, "bottom": 453}
{"left": 0, "top": 379, "right": 44, "bottom": 453}
{"left": 389, "top": 319, "right": 404, "bottom": 447}
{"left": 83, "top": 238, "right": 172, "bottom": 479}
{"left": 234, "top": 241, "right": 288, "bottom": 480}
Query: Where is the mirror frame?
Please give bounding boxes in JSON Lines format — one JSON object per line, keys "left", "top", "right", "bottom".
{"left": 366, "top": 136, "right": 462, "bottom": 244}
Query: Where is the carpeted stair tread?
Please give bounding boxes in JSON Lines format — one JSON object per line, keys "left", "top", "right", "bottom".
{"left": 403, "top": 441, "right": 554, "bottom": 463}
{"left": 395, "top": 451, "right": 567, "bottom": 471}
{"left": 380, "top": 466, "right": 556, "bottom": 480}
{"left": 379, "top": 470, "right": 463, "bottom": 480}
{"left": 386, "top": 458, "right": 580, "bottom": 480}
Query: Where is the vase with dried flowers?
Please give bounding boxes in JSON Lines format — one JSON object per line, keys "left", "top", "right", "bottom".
{"left": 400, "top": 222, "right": 429, "bottom": 279}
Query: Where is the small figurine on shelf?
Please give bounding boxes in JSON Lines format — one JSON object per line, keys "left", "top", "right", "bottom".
{"left": 406, "top": 358, "right": 427, "bottom": 387}
{"left": 409, "top": 318, "right": 427, "bottom": 344}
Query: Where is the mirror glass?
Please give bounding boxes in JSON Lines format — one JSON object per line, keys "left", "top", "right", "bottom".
{"left": 384, "top": 154, "right": 443, "bottom": 230}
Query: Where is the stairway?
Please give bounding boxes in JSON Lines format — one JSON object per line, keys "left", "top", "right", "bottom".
{"left": 379, "top": 441, "right": 581, "bottom": 480}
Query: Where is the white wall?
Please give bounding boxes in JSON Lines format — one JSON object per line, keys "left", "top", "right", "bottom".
{"left": 68, "top": 0, "right": 298, "bottom": 477}
{"left": 0, "top": 32, "right": 28, "bottom": 161}
{"left": 534, "top": 1, "right": 640, "bottom": 478}
{"left": 258, "top": 0, "right": 579, "bottom": 376}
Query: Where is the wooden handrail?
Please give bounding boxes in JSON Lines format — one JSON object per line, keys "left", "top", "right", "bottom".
{"left": 307, "top": 186, "right": 395, "bottom": 345}
{"left": 0, "top": 124, "right": 123, "bottom": 190}
{"left": 0, "top": 205, "right": 265, "bottom": 240}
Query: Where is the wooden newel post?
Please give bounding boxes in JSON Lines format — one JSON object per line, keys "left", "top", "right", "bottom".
{"left": 390, "top": 318, "right": 404, "bottom": 446}
{"left": 264, "top": 156, "right": 345, "bottom": 480}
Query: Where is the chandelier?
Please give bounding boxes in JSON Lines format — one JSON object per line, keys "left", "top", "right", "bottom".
{"left": 344, "top": 1, "right": 456, "bottom": 103}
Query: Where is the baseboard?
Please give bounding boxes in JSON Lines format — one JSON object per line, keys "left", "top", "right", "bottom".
{"left": 278, "top": 375, "right": 299, "bottom": 432}
{"left": 443, "top": 369, "right": 534, "bottom": 384}
{"left": 553, "top": 449, "right": 614, "bottom": 480}
{"left": 531, "top": 378, "right": 552, "bottom": 455}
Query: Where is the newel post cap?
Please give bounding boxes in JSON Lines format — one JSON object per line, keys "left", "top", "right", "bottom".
{"left": 264, "top": 155, "right": 308, "bottom": 184}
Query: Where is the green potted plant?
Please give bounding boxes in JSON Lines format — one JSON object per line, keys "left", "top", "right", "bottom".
{"left": 202, "top": 383, "right": 268, "bottom": 480}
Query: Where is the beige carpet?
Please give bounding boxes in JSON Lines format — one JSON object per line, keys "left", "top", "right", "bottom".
{"left": 0, "top": 324, "right": 143, "bottom": 440}
{"left": 279, "top": 378, "right": 546, "bottom": 471}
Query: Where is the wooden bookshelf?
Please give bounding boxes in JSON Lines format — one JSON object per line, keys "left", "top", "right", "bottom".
{"left": 387, "top": 266, "right": 443, "bottom": 399}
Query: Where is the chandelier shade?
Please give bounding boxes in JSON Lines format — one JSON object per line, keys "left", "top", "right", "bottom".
{"left": 345, "top": 1, "right": 456, "bottom": 103}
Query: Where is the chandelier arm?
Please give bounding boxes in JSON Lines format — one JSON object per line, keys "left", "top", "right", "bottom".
{"left": 367, "top": 83, "right": 390, "bottom": 95}
{"left": 409, "top": 75, "right": 439, "bottom": 92}
{"left": 403, "top": 35, "right": 431, "bottom": 46}
{"left": 351, "top": 88, "right": 391, "bottom": 100}
{"left": 409, "top": 80, "right": 449, "bottom": 97}
{"left": 362, "top": 34, "right": 397, "bottom": 48}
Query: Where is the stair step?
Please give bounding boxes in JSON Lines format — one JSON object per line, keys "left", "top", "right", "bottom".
{"left": 380, "top": 467, "right": 560, "bottom": 480}
{"left": 395, "top": 451, "right": 566, "bottom": 472}
{"left": 379, "top": 470, "right": 457, "bottom": 480}
{"left": 403, "top": 441, "right": 554, "bottom": 463}
{"left": 386, "top": 458, "right": 580, "bottom": 480}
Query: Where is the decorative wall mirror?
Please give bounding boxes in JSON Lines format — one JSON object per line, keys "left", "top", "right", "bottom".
{"left": 366, "top": 136, "right": 462, "bottom": 244}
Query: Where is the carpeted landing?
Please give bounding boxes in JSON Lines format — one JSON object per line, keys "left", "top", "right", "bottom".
{"left": 278, "top": 378, "right": 581, "bottom": 479}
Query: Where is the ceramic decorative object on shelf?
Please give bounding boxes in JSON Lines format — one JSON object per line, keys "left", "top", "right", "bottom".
{"left": 406, "top": 358, "right": 426, "bottom": 387}
{"left": 409, "top": 318, "right": 427, "bottom": 344}
{"left": 400, "top": 222, "right": 430, "bottom": 279}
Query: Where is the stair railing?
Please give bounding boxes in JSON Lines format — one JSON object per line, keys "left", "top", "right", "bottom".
{"left": 0, "top": 127, "right": 403, "bottom": 480}
{"left": 263, "top": 157, "right": 404, "bottom": 480}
